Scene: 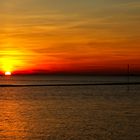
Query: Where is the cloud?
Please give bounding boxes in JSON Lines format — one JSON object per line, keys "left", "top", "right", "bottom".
{"left": 0, "top": 0, "right": 139, "bottom": 73}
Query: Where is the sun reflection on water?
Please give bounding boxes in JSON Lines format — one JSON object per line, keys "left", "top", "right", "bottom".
{"left": 0, "top": 96, "right": 27, "bottom": 139}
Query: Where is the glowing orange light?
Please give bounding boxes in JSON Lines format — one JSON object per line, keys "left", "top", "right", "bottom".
{"left": 5, "top": 71, "right": 12, "bottom": 76}
{"left": 0, "top": 48, "right": 27, "bottom": 74}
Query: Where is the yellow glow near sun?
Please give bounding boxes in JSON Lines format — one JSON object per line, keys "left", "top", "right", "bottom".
{"left": 0, "top": 49, "right": 25, "bottom": 73}
{"left": 0, "top": 57, "right": 20, "bottom": 72}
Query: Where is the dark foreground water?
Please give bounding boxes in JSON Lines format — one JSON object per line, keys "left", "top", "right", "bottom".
{"left": 0, "top": 76, "right": 140, "bottom": 140}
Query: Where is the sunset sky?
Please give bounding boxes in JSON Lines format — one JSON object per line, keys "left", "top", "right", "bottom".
{"left": 0, "top": 0, "right": 140, "bottom": 74}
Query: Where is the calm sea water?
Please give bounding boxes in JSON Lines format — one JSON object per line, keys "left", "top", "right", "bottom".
{"left": 0, "top": 76, "right": 140, "bottom": 140}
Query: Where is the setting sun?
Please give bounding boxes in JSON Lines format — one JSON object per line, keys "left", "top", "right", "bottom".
{"left": 5, "top": 71, "right": 12, "bottom": 76}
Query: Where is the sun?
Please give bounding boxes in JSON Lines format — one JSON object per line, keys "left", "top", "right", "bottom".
{"left": 5, "top": 71, "right": 12, "bottom": 76}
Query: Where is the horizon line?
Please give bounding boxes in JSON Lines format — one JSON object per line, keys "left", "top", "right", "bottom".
{"left": 0, "top": 82, "right": 140, "bottom": 87}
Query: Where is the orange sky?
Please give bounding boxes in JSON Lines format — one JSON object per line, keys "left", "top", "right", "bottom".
{"left": 0, "top": 0, "right": 140, "bottom": 75}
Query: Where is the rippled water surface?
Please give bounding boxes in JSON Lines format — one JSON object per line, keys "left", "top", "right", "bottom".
{"left": 0, "top": 76, "right": 140, "bottom": 140}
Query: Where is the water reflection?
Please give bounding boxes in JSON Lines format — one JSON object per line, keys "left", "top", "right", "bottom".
{"left": 0, "top": 99, "right": 27, "bottom": 139}
{"left": 0, "top": 89, "right": 53, "bottom": 140}
{"left": 0, "top": 85, "right": 139, "bottom": 140}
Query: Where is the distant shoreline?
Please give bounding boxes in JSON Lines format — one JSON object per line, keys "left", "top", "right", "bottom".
{"left": 0, "top": 82, "right": 140, "bottom": 87}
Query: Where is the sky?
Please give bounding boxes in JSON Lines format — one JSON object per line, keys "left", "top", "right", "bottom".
{"left": 0, "top": 0, "right": 140, "bottom": 74}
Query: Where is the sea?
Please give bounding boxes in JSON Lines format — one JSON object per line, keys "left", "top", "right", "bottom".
{"left": 0, "top": 75, "right": 139, "bottom": 140}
